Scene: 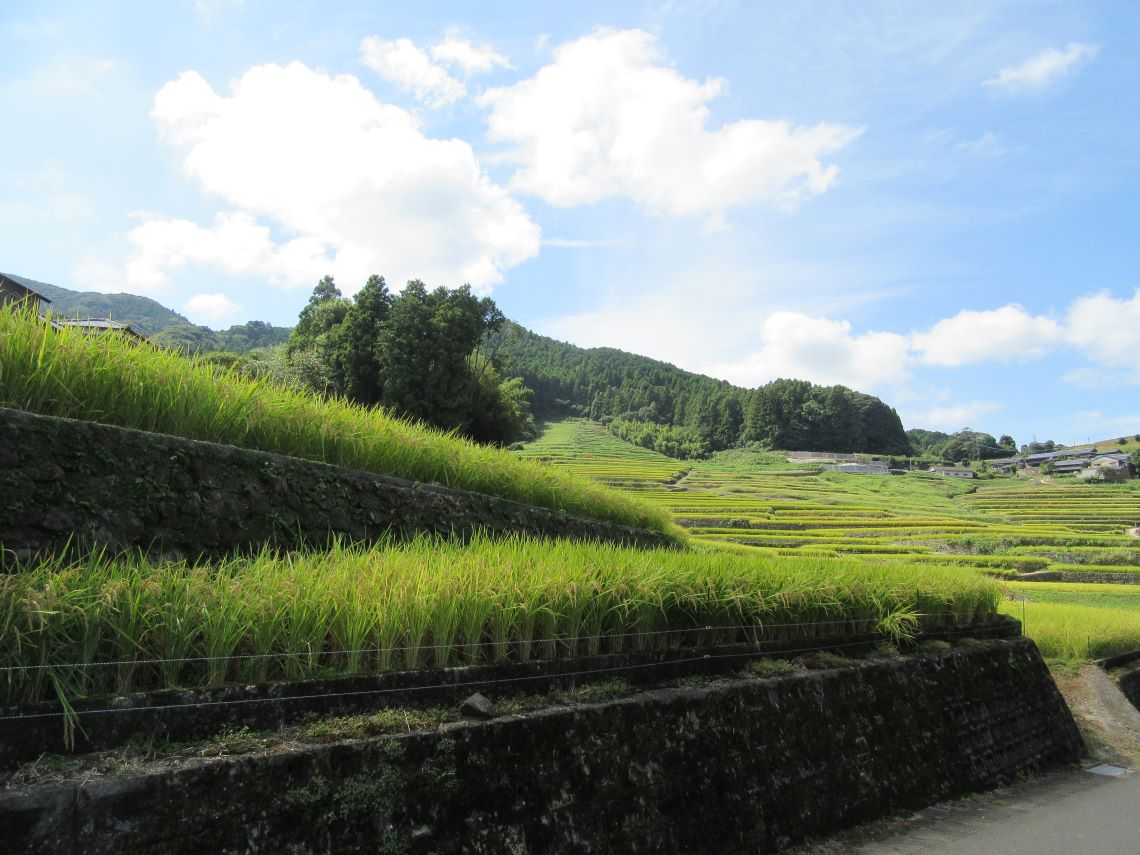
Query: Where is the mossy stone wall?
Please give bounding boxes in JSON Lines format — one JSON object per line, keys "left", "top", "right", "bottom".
{"left": 0, "top": 407, "right": 672, "bottom": 563}
{"left": 0, "top": 639, "right": 1083, "bottom": 853}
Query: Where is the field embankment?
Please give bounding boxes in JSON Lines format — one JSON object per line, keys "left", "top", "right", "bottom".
{"left": 0, "top": 406, "right": 676, "bottom": 562}
{"left": 0, "top": 305, "right": 674, "bottom": 536}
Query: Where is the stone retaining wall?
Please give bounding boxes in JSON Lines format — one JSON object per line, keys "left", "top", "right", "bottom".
{"left": 0, "top": 407, "right": 673, "bottom": 564}
{"left": 0, "top": 638, "right": 1084, "bottom": 854}
{"left": 0, "top": 617, "right": 1021, "bottom": 769}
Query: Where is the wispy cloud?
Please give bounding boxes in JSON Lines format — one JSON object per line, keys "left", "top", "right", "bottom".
{"left": 985, "top": 42, "right": 1099, "bottom": 94}
{"left": 541, "top": 237, "right": 626, "bottom": 249}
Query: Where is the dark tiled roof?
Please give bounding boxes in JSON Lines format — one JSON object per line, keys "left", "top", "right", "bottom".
{"left": 52, "top": 318, "right": 146, "bottom": 340}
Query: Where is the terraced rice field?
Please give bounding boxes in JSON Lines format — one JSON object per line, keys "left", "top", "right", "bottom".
{"left": 516, "top": 419, "right": 1140, "bottom": 659}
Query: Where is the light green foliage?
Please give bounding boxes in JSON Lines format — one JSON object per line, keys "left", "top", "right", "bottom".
{"left": 1005, "top": 581, "right": 1140, "bottom": 611}
{"left": 999, "top": 600, "right": 1140, "bottom": 660}
{"left": 0, "top": 535, "right": 998, "bottom": 704}
{"left": 0, "top": 304, "right": 675, "bottom": 535}
{"left": 747, "top": 658, "right": 797, "bottom": 678}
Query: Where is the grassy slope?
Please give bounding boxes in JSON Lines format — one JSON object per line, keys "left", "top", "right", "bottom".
{"left": 0, "top": 305, "right": 677, "bottom": 537}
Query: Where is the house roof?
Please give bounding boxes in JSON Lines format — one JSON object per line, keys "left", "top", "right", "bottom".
{"left": 1093, "top": 453, "right": 1131, "bottom": 463}
{"left": 1051, "top": 460, "right": 1088, "bottom": 471}
{"left": 52, "top": 318, "right": 146, "bottom": 340}
{"left": 0, "top": 272, "right": 52, "bottom": 304}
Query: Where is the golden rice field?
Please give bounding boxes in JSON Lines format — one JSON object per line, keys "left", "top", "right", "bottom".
{"left": 516, "top": 419, "right": 1140, "bottom": 660}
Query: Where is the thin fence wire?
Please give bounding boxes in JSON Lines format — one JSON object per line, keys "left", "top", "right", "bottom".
{"left": 0, "top": 612, "right": 993, "bottom": 673}
{"left": 0, "top": 624, "right": 1000, "bottom": 722}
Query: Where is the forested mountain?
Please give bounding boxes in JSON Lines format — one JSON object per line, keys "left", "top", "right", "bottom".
{"left": 4, "top": 273, "right": 290, "bottom": 352}
{"left": 494, "top": 324, "right": 912, "bottom": 457}
{"left": 5, "top": 272, "right": 188, "bottom": 336}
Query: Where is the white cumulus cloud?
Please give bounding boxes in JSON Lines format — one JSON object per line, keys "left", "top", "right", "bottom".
{"left": 138, "top": 63, "right": 539, "bottom": 295}
{"left": 184, "top": 291, "right": 242, "bottom": 324}
{"left": 912, "top": 305, "right": 1062, "bottom": 367}
{"left": 1065, "top": 289, "right": 1140, "bottom": 372}
{"left": 704, "top": 312, "right": 912, "bottom": 392}
{"left": 359, "top": 36, "right": 466, "bottom": 107}
{"left": 985, "top": 42, "right": 1099, "bottom": 93}
{"left": 478, "top": 28, "right": 861, "bottom": 222}
{"left": 122, "top": 212, "right": 331, "bottom": 291}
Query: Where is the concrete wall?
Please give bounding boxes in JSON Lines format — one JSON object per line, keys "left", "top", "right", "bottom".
{"left": 0, "top": 407, "right": 673, "bottom": 564}
{"left": 0, "top": 638, "right": 1084, "bottom": 854}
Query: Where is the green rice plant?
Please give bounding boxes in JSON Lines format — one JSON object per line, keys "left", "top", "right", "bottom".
{"left": 0, "top": 535, "right": 1001, "bottom": 705}
{"left": 1004, "top": 581, "right": 1140, "bottom": 611}
{"left": 1000, "top": 600, "right": 1140, "bottom": 660}
{"left": 198, "top": 570, "right": 255, "bottom": 687}
{"left": 0, "top": 305, "right": 679, "bottom": 538}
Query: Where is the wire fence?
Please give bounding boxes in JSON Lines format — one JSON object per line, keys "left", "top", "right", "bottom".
{"left": 0, "top": 621, "right": 1002, "bottom": 722}
{"left": 0, "top": 612, "right": 995, "bottom": 674}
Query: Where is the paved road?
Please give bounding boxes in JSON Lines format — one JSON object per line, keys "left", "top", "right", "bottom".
{"left": 801, "top": 767, "right": 1140, "bottom": 855}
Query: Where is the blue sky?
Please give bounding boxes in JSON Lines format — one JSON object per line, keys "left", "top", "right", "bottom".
{"left": 3, "top": 1, "right": 1138, "bottom": 445}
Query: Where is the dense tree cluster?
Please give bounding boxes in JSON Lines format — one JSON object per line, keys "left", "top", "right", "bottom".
{"left": 906, "top": 428, "right": 1017, "bottom": 463}
{"left": 495, "top": 325, "right": 912, "bottom": 457}
{"left": 285, "top": 276, "right": 535, "bottom": 445}
{"left": 151, "top": 320, "right": 292, "bottom": 354}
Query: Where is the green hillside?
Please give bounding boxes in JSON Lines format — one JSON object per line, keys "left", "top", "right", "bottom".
{"left": 496, "top": 323, "right": 912, "bottom": 457}
{"left": 4, "top": 272, "right": 291, "bottom": 351}
{"left": 5, "top": 272, "right": 189, "bottom": 336}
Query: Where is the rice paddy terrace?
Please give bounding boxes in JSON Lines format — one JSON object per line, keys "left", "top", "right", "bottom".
{"left": 0, "top": 317, "right": 1101, "bottom": 853}
{"left": 0, "top": 308, "right": 995, "bottom": 707}
{"left": 517, "top": 419, "right": 1140, "bottom": 659}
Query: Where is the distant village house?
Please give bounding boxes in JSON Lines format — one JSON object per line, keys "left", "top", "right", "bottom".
{"left": 928, "top": 465, "right": 977, "bottom": 479}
